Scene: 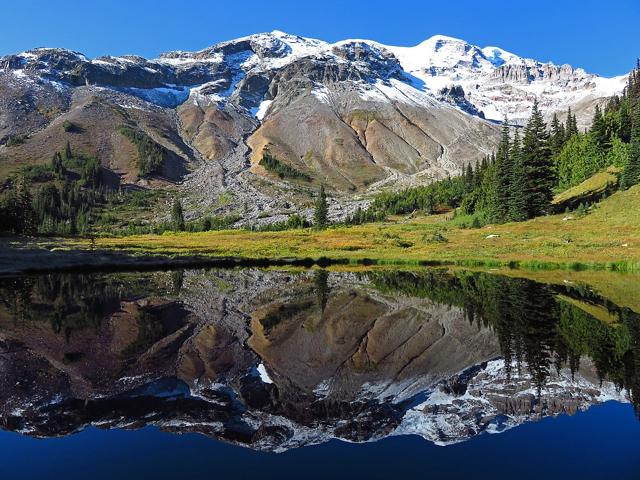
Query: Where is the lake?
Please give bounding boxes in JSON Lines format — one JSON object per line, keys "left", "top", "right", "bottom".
{"left": 0, "top": 267, "right": 639, "bottom": 479}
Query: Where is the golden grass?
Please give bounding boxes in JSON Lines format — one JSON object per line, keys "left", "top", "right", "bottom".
{"left": 67, "top": 184, "right": 640, "bottom": 272}
{"left": 556, "top": 294, "right": 620, "bottom": 324}
{"left": 552, "top": 166, "right": 619, "bottom": 205}
{"left": 459, "top": 267, "right": 640, "bottom": 313}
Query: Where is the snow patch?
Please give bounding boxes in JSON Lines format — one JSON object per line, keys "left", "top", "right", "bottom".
{"left": 256, "top": 363, "right": 273, "bottom": 384}
{"left": 253, "top": 99, "right": 273, "bottom": 120}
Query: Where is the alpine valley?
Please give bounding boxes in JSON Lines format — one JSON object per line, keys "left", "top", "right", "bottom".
{"left": 0, "top": 31, "right": 627, "bottom": 226}
{"left": 3, "top": 14, "right": 640, "bottom": 479}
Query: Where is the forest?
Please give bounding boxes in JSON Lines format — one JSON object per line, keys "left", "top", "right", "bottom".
{"left": 361, "top": 62, "right": 640, "bottom": 227}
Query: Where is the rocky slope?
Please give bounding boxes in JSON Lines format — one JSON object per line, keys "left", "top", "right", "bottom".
{"left": 0, "top": 32, "right": 627, "bottom": 222}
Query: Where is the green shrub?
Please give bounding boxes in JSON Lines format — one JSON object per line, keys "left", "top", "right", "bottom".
{"left": 119, "top": 126, "right": 166, "bottom": 177}
{"left": 259, "top": 152, "right": 311, "bottom": 182}
{"left": 4, "top": 134, "right": 27, "bottom": 146}
{"left": 63, "top": 120, "right": 80, "bottom": 133}
{"left": 422, "top": 230, "right": 449, "bottom": 243}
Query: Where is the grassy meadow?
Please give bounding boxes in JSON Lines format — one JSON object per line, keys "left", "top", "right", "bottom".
{"left": 70, "top": 183, "right": 640, "bottom": 272}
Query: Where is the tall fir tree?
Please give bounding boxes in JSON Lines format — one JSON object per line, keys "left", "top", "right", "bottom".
{"left": 549, "top": 113, "right": 566, "bottom": 156}
{"left": 521, "top": 100, "right": 554, "bottom": 217}
{"left": 621, "top": 103, "right": 640, "bottom": 189}
{"left": 619, "top": 100, "right": 632, "bottom": 143}
{"left": 474, "top": 160, "right": 482, "bottom": 187}
{"left": 52, "top": 152, "right": 64, "bottom": 179}
{"left": 508, "top": 129, "right": 528, "bottom": 221}
{"left": 491, "top": 120, "right": 513, "bottom": 222}
{"left": 171, "top": 198, "right": 185, "bottom": 231}
{"left": 464, "top": 162, "right": 474, "bottom": 194}
{"left": 590, "top": 104, "right": 610, "bottom": 151}
{"left": 14, "top": 177, "right": 36, "bottom": 235}
{"left": 565, "top": 107, "right": 579, "bottom": 139}
{"left": 481, "top": 154, "right": 489, "bottom": 173}
{"left": 64, "top": 141, "right": 72, "bottom": 160}
{"left": 314, "top": 184, "right": 328, "bottom": 229}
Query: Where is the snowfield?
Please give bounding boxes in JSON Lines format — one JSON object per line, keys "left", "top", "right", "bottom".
{"left": 3, "top": 31, "right": 626, "bottom": 124}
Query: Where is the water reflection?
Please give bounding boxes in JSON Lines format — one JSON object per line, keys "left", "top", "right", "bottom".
{"left": 0, "top": 268, "right": 638, "bottom": 451}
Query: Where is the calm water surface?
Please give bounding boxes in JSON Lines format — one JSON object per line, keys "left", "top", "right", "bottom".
{"left": 0, "top": 268, "right": 639, "bottom": 479}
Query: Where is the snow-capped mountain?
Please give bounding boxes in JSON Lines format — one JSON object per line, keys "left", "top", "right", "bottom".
{"left": 0, "top": 31, "right": 628, "bottom": 220}
{"left": 382, "top": 34, "right": 625, "bottom": 122}
{"left": 4, "top": 31, "right": 622, "bottom": 122}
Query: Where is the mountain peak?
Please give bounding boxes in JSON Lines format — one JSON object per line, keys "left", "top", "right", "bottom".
{"left": 422, "top": 34, "right": 469, "bottom": 45}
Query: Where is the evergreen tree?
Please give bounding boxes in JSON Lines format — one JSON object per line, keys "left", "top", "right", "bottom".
{"left": 315, "top": 269, "right": 329, "bottom": 313}
{"left": 81, "top": 157, "right": 102, "bottom": 188}
{"left": 521, "top": 100, "right": 554, "bottom": 217}
{"left": 621, "top": 104, "right": 640, "bottom": 189}
{"left": 491, "top": 120, "right": 513, "bottom": 222}
{"left": 14, "top": 177, "right": 36, "bottom": 235}
{"left": 0, "top": 188, "right": 18, "bottom": 233}
{"left": 52, "top": 152, "right": 64, "bottom": 178}
{"left": 550, "top": 113, "right": 566, "bottom": 156}
{"left": 473, "top": 160, "right": 482, "bottom": 188}
{"left": 590, "top": 104, "right": 610, "bottom": 151}
{"left": 619, "top": 100, "right": 632, "bottom": 143}
{"left": 565, "top": 107, "right": 579, "bottom": 139}
{"left": 314, "top": 184, "right": 329, "bottom": 229}
{"left": 64, "top": 141, "right": 72, "bottom": 160}
{"left": 508, "top": 129, "right": 528, "bottom": 221}
{"left": 481, "top": 154, "right": 489, "bottom": 172}
{"left": 171, "top": 198, "right": 185, "bottom": 231}
{"left": 464, "top": 162, "right": 474, "bottom": 194}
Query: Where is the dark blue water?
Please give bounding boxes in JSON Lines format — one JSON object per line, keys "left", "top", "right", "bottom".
{"left": 1, "top": 402, "right": 638, "bottom": 480}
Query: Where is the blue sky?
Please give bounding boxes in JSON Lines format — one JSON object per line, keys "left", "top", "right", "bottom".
{"left": 1, "top": 0, "right": 638, "bottom": 76}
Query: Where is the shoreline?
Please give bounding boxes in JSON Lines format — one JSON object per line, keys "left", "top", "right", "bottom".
{"left": 2, "top": 240, "right": 639, "bottom": 276}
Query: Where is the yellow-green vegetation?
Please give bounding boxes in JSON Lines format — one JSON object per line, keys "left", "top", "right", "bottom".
{"left": 552, "top": 166, "right": 619, "bottom": 207}
{"left": 349, "top": 110, "right": 377, "bottom": 122}
{"left": 556, "top": 294, "right": 620, "bottom": 324}
{"left": 456, "top": 267, "right": 640, "bottom": 313}
{"left": 259, "top": 152, "right": 311, "bottom": 182}
{"left": 72, "top": 184, "right": 640, "bottom": 272}
{"left": 93, "top": 189, "right": 172, "bottom": 234}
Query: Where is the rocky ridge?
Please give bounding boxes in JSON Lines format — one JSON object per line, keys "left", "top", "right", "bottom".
{"left": 0, "top": 32, "right": 627, "bottom": 222}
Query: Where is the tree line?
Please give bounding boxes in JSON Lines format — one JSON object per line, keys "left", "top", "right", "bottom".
{"left": 370, "top": 269, "right": 640, "bottom": 411}
{"left": 0, "top": 142, "right": 105, "bottom": 236}
{"left": 366, "top": 61, "right": 640, "bottom": 226}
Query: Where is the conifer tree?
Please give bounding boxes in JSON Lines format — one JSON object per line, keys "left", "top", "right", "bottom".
{"left": 14, "top": 177, "right": 36, "bottom": 235}
{"left": 619, "top": 100, "right": 632, "bottom": 143}
{"left": 508, "top": 129, "right": 528, "bottom": 221}
{"left": 550, "top": 113, "right": 566, "bottom": 156}
{"left": 621, "top": 104, "right": 640, "bottom": 189}
{"left": 171, "top": 198, "right": 185, "bottom": 231}
{"left": 590, "top": 104, "right": 610, "bottom": 150}
{"left": 52, "top": 152, "right": 64, "bottom": 178}
{"left": 314, "top": 184, "right": 328, "bottom": 229}
{"left": 521, "top": 100, "right": 554, "bottom": 217}
{"left": 464, "top": 162, "right": 474, "bottom": 194}
{"left": 491, "top": 120, "right": 513, "bottom": 222}
{"left": 481, "top": 154, "right": 489, "bottom": 172}
{"left": 0, "top": 188, "right": 18, "bottom": 233}
{"left": 565, "top": 107, "right": 579, "bottom": 139}
{"left": 474, "top": 160, "right": 482, "bottom": 187}
{"left": 64, "top": 141, "right": 72, "bottom": 160}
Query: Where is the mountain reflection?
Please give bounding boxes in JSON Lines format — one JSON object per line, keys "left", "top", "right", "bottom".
{"left": 0, "top": 268, "right": 638, "bottom": 451}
